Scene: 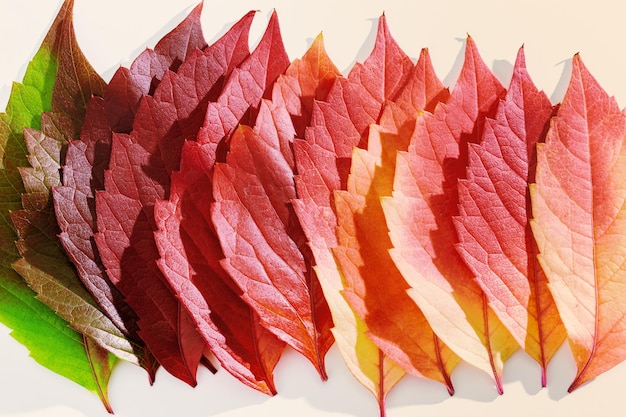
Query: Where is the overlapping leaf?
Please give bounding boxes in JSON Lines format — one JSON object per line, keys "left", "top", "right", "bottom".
{"left": 9, "top": 2, "right": 150, "bottom": 369}
{"left": 52, "top": 3, "right": 216, "bottom": 386}
{"left": 382, "top": 37, "right": 519, "bottom": 392}
{"left": 278, "top": 35, "right": 409, "bottom": 409}
{"left": 52, "top": 97, "right": 155, "bottom": 375}
{"left": 211, "top": 33, "right": 338, "bottom": 379}
{"left": 291, "top": 16, "right": 441, "bottom": 412}
{"left": 150, "top": 12, "right": 290, "bottom": 395}
{"left": 0, "top": 0, "right": 116, "bottom": 409}
{"left": 530, "top": 55, "right": 626, "bottom": 391}
{"left": 6, "top": 3, "right": 626, "bottom": 413}
{"left": 334, "top": 47, "right": 459, "bottom": 401}
{"left": 454, "top": 48, "right": 565, "bottom": 385}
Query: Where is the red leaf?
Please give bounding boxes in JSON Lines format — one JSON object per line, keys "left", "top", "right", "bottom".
{"left": 103, "top": 3, "right": 207, "bottom": 133}
{"left": 382, "top": 37, "right": 518, "bottom": 393}
{"left": 454, "top": 48, "right": 565, "bottom": 385}
{"left": 154, "top": 12, "right": 292, "bottom": 393}
{"left": 271, "top": 33, "right": 340, "bottom": 138}
{"left": 530, "top": 55, "right": 626, "bottom": 391}
{"left": 292, "top": 15, "right": 413, "bottom": 267}
{"left": 91, "top": 6, "right": 255, "bottom": 385}
{"left": 200, "top": 11, "right": 290, "bottom": 148}
{"left": 145, "top": 12, "right": 289, "bottom": 394}
{"left": 213, "top": 99, "right": 334, "bottom": 377}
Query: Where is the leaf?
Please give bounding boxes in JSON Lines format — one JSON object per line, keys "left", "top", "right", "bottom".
{"left": 530, "top": 54, "right": 626, "bottom": 391}
{"left": 381, "top": 37, "right": 518, "bottom": 393}
{"left": 213, "top": 100, "right": 334, "bottom": 378}
{"left": 0, "top": 0, "right": 116, "bottom": 409}
{"left": 200, "top": 11, "right": 290, "bottom": 147}
{"left": 9, "top": 6, "right": 144, "bottom": 366}
{"left": 290, "top": 15, "right": 417, "bottom": 411}
{"left": 103, "top": 2, "right": 208, "bottom": 133}
{"left": 454, "top": 47, "right": 565, "bottom": 385}
{"left": 333, "top": 48, "right": 458, "bottom": 400}
{"left": 96, "top": 7, "right": 264, "bottom": 386}
{"left": 271, "top": 33, "right": 340, "bottom": 138}
{"left": 154, "top": 11, "right": 291, "bottom": 393}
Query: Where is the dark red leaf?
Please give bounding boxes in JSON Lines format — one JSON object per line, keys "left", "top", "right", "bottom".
{"left": 52, "top": 97, "right": 154, "bottom": 373}
{"left": 94, "top": 9, "right": 257, "bottom": 385}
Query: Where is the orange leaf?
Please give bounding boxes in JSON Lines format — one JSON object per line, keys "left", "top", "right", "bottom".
{"left": 334, "top": 48, "right": 458, "bottom": 392}
{"left": 292, "top": 15, "right": 414, "bottom": 412}
{"left": 530, "top": 54, "right": 626, "bottom": 391}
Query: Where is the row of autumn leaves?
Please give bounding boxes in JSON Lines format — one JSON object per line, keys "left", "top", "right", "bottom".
{"left": 1, "top": 0, "right": 624, "bottom": 415}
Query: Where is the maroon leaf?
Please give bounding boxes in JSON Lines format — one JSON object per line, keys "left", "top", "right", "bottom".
{"left": 52, "top": 97, "right": 154, "bottom": 374}
{"left": 8, "top": 0, "right": 150, "bottom": 374}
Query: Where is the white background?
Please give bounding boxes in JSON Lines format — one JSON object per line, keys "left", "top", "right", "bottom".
{"left": 1, "top": 1, "right": 626, "bottom": 416}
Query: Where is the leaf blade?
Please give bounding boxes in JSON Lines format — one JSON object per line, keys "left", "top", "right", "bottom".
{"left": 153, "top": 11, "right": 290, "bottom": 394}
{"left": 333, "top": 48, "right": 458, "bottom": 394}
{"left": 454, "top": 48, "right": 565, "bottom": 385}
{"left": 291, "top": 15, "right": 419, "bottom": 410}
{"left": 530, "top": 54, "right": 626, "bottom": 390}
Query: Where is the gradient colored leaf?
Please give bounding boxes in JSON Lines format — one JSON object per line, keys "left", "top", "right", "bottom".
{"left": 290, "top": 15, "right": 417, "bottom": 412}
{"left": 320, "top": 52, "right": 441, "bottom": 411}
{"left": 52, "top": 4, "right": 223, "bottom": 383}
{"left": 454, "top": 48, "right": 565, "bottom": 385}
{"left": 8, "top": 2, "right": 144, "bottom": 368}
{"left": 271, "top": 33, "right": 340, "bottom": 138}
{"left": 0, "top": 0, "right": 115, "bottom": 409}
{"left": 530, "top": 54, "right": 626, "bottom": 391}
{"left": 52, "top": 97, "right": 156, "bottom": 377}
{"left": 382, "top": 37, "right": 518, "bottom": 393}
{"left": 334, "top": 48, "right": 458, "bottom": 401}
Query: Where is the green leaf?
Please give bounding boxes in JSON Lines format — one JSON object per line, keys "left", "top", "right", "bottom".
{"left": 0, "top": 0, "right": 116, "bottom": 410}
